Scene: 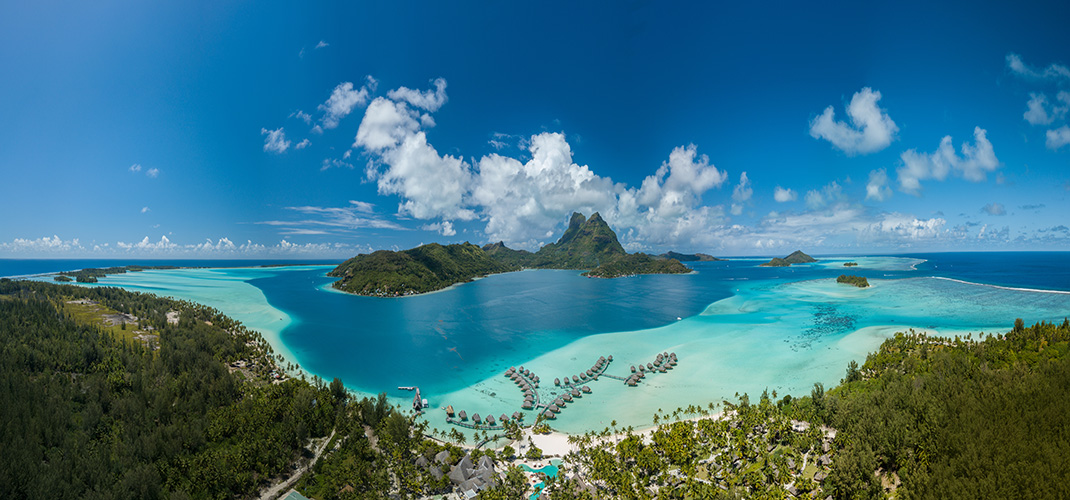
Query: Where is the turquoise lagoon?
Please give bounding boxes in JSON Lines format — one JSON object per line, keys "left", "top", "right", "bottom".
{"left": 64, "top": 253, "right": 1070, "bottom": 436}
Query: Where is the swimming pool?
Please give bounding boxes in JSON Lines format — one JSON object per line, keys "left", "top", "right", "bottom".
{"left": 521, "top": 460, "right": 561, "bottom": 499}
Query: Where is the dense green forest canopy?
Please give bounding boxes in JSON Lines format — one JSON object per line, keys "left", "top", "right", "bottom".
{"left": 582, "top": 253, "right": 691, "bottom": 278}
{"left": 0, "top": 280, "right": 339, "bottom": 499}
{"left": 835, "top": 275, "right": 870, "bottom": 288}
{"left": 327, "top": 242, "right": 517, "bottom": 296}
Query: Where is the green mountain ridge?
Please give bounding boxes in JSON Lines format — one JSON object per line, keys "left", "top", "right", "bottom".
{"left": 330, "top": 212, "right": 693, "bottom": 296}
{"left": 659, "top": 251, "right": 724, "bottom": 262}
{"left": 328, "top": 242, "right": 517, "bottom": 296}
{"left": 760, "top": 250, "right": 817, "bottom": 267}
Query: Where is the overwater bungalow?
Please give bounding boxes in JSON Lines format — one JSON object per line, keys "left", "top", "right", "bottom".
{"left": 608, "top": 355, "right": 613, "bottom": 361}
{"left": 630, "top": 365, "right": 636, "bottom": 373}
{"left": 548, "top": 404, "right": 560, "bottom": 413}
{"left": 571, "top": 388, "right": 581, "bottom": 397}
{"left": 554, "top": 398, "right": 565, "bottom": 406}
{"left": 658, "top": 366, "right": 667, "bottom": 373}
{"left": 639, "top": 365, "right": 645, "bottom": 372}
{"left": 627, "top": 379, "right": 637, "bottom": 387}
{"left": 458, "top": 410, "right": 468, "bottom": 421}
{"left": 563, "top": 394, "right": 573, "bottom": 402}
{"left": 581, "top": 385, "right": 591, "bottom": 393}
{"left": 647, "top": 363, "right": 654, "bottom": 370}
{"left": 543, "top": 410, "right": 556, "bottom": 419}
{"left": 554, "top": 377, "right": 561, "bottom": 386}
{"left": 585, "top": 369, "right": 594, "bottom": 377}
{"left": 579, "top": 373, "right": 588, "bottom": 381}
{"left": 500, "top": 413, "right": 508, "bottom": 423}
{"left": 446, "top": 405, "right": 455, "bottom": 417}
{"left": 572, "top": 375, "right": 580, "bottom": 383}
{"left": 472, "top": 413, "right": 481, "bottom": 424}
{"left": 521, "top": 401, "right": 533, "bottom": 409}
{"left": 486, "top": 415, "right": 495, "bottom": 425}
{"left": 519, "top": 366, "right": 525, "bottom": 372}
{"left": 512, "top": 411, "right": 523, "bottom": 420}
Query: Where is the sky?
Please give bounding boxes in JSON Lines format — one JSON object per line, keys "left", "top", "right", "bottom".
{"left": 1, "top": 1, "right": 1069, "bottom": 259}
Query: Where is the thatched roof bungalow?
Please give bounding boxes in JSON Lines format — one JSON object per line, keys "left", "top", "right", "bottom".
{"left": 581, "top": 385, "right": 591, "bottom": 393}
{"left": 458, "top": 410, "right": 467, "bottom": 420}
{"left": 446, "top": 405, "right": 455, "bottom": 417}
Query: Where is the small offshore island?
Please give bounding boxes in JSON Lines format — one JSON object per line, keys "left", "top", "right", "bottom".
{"left": 329, "top": 213, "right": 697, "bottom": 296}
{"left": 836, "top": 274, "right": 870, "bottom": 288}
{"left": 760, "top": 250, "right": 818, "bottom": 267}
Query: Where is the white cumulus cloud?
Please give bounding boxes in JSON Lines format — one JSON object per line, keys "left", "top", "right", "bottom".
{"left": 773, "top": 186, "right": 796, "bottom": 202}
{"left": 1047, "top": 125, "right": 1070, "bottom": 150}
{"left": 897, "top": 127, "right": 999, "bottom": 194}
{"left": 982, "top": 202, "right": 1006, "bottom": 216}
{"left": 129, "top": 163, "right": 142, "bottom": 173}
{"left": 865, "top": 168, "right": 892, "bottom": 201}
{"left": 731, "top": 171, "right": 752, "bottom": 215}
{"left": 1006, "top": 53, "right": 1070, "bottom": 81}
{"left": 809, "top": 87, "right": 898, "bottom": 155}
{"left": 387, "top": 78, "right": 448, "bottom": 112}
{"left": 261, "top": 127, "right": 291, "bottom": 154}
{"left": 319, "top": 80, "right": 374, "bottom": 129}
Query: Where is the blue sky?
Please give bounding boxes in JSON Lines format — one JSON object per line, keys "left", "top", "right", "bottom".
{"left": 2, "top": 1, "right": 1069, "bottom": 258}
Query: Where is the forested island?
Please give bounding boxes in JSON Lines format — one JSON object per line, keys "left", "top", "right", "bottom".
{"left": 328, "top": 242, "right": 516, "bottom": 296}
{"left": 836, "top": 274, "right": 870, "bottom": 288}
{"left": 658, "top": 251, "right": 725, "bottom": 262}
{"left": 56, "top": 265, "right": 179, "bottom": 283}
{"left": 760, "top": 250, "right": 818, "bottom": 267}
{"left": 330, "top": 213, "right": 691, "bottom": 296}
{"left": 582, "top": 253, "right": 692, "bottom": 278}
{"left": 843, "top": 262, "right": 858, "bottom": 267}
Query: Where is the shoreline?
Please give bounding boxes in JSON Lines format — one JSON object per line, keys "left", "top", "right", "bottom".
{"left": 30, "top": 261, "right": 1057, "bottom": 442}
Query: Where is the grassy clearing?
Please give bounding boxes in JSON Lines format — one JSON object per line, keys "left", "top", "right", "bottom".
{"left": 60, "top": 298, "right": 153, "bottom": 346}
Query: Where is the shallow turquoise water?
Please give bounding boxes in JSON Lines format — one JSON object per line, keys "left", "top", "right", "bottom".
{"left": 57, "top": 253, "right": 1070, "bottom": 435}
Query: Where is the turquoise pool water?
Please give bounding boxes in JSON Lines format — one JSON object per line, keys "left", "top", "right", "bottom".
{"left": 521, "top": 461, "right": 560, "bottom": 499}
